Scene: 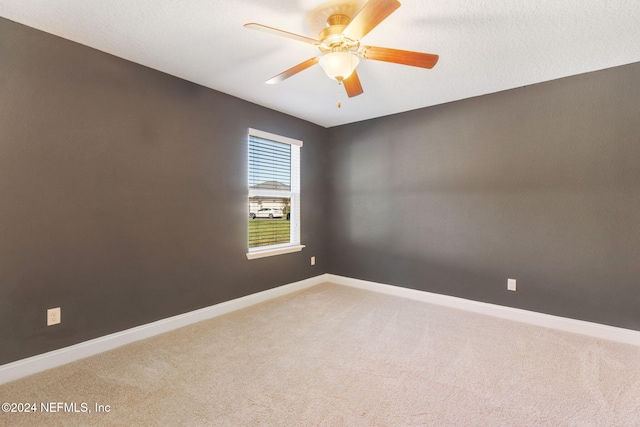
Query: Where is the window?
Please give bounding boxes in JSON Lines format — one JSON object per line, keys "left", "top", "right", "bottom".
{"left": 246, "top": 128, "right": 304, "bottom": 259}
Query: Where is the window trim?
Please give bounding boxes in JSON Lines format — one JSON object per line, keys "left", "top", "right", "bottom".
{"left": 248, "top": 128, "right": 303, "bottom": 148}
{"left": 246, "top": 128, "right": 303, "bottom": 260}
{"left": 246, "top": 244, "right": 305, "bottom": 260}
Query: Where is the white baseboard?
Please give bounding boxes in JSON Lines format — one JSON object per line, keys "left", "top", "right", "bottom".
{"left": 326, "top": 274, "right": 640, "bottom": 347}
{"left": 0, "top": 274, "right": 326, "bottom": 385}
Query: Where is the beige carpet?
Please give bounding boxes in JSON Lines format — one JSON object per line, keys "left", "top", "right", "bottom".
{"left": 1, "top": 282, "right": 640, "bottom": 426}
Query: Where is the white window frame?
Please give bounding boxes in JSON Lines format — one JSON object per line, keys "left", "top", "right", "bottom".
{"left": 246, "top": 128, "right": 304, "bottom": 260}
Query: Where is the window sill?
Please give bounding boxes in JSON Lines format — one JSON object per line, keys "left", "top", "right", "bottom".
{"left": 246, "top": 244, "right": 305, "bottom": 260}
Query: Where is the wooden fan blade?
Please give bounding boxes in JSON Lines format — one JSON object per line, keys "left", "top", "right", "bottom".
{"left": 360, "top": 46, "right": 439, "bottom": 69}
{"left": 343, "top": 70, "right": 364, "bottom": 98}
{"left": 244, "top": 23, "right": 320, "bottom": 45}
{"left": 343, "top": 0, "right": 401, "bottom": 40}
{"left": 266, "top": 57, "right": 320, "bottom": 84}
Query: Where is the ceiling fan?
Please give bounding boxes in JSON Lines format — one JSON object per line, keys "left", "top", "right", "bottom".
{"left": 244, "top": 0, "right": 439, "bottom": 98}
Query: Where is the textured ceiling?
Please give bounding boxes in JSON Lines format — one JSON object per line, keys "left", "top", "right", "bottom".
{"left": 1, "top": 0, "right": 639, "bottom": 128}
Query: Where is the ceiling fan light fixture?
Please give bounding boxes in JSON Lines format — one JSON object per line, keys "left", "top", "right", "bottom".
{"left": 246, "top": 0, "right": 437, "bottom": 98}
{"left": 318, "top": 52, "right": 360, "bottom": 81}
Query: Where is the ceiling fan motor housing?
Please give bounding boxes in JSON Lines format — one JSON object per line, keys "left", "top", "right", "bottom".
{"left": 319, "top": 15, "right": 359, "bottom": 54}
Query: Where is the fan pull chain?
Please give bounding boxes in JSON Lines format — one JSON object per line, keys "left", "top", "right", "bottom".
{"left": 336, "top": 81, "right": 343, "bottom": 108}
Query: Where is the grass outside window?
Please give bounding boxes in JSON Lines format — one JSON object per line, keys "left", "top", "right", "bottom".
{"left": 248, "top": 219, "right": 291, "bottom": 248}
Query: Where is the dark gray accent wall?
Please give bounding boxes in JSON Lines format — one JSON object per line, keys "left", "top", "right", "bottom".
{"left": 327, "top": 61, "right": 640, "bottom": 331}
{"left": 0, "top": 18, "right": 327, "bottom": 365}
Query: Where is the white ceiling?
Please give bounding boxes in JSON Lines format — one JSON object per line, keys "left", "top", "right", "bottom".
{"left": 1, "top": 0, "right": 640, "bottom": 128}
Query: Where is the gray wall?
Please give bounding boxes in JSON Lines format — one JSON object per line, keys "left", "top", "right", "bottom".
{"left": 327, "top": 61, "right": 640, "bottom": 331}
{"left": 0, "top": 18, "right": 327, "bottom": 365}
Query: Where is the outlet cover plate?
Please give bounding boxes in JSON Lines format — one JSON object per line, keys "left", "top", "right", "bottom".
{"left": 47, "top": 307, "right": 61, "bottom": 326}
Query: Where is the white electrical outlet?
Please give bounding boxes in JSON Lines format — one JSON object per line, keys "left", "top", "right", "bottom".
{"left": 311, "top": 256, "right": 316, "bottom": 266}
{"left": 507, "top": 278, "right": 517, "bottom": 291}
{"left": 47, "top": 307, "right": 61, "bottom": 326}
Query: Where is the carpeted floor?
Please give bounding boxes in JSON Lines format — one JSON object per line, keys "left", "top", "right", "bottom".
{"left": 1, "top": 282, "right": 640, "bottom": 426}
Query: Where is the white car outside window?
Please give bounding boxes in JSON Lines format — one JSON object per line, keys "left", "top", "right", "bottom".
{"left": 254, "top": 208, "right": 283, "bottom": 218}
